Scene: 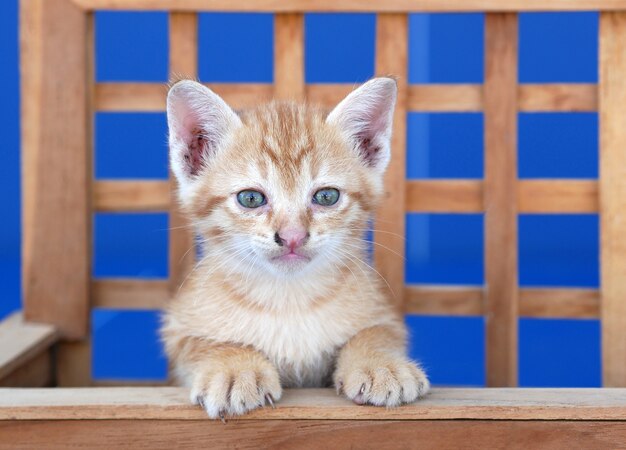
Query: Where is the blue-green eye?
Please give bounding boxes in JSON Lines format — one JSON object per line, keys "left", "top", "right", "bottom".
{"left": 313, "top": 188, "right": 340, "bottom": 206}
{"left": 237, "top": 190, "right": 266, "bottom": 208}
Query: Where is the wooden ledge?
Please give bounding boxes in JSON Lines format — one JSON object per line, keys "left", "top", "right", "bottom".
{"left": 1, "top": 388, "right": 626, "bottom": 421}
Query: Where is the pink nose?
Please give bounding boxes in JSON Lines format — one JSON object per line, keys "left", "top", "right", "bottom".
{"left": 274, "top": 228, "right": 309, "bottom": 251}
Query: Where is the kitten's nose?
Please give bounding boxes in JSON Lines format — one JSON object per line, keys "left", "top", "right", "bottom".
{"left": 274, "top": 228, "right": 309, "bottom": 250}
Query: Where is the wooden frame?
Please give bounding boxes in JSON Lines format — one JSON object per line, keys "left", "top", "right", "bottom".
{"left": 3, "top": 1, "right": 626, "bottom": 444}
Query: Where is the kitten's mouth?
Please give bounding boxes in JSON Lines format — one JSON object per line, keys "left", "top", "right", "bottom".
{"left": 272, "top": 250, "right": 311, "bottom": 264}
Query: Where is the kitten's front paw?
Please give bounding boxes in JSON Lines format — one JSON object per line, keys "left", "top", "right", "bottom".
{"left": 335, "top": 356, "right": 429, "bottom": 407}
{"left": 190, "top": 362, "right": 282, "bottom": 420}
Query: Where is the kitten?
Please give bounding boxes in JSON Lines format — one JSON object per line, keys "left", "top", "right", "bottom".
{"left": 161, "top": 77, "right": 430, "bottom": 419}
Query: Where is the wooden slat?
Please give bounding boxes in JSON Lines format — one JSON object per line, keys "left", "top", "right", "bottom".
{"left": 375, "top": 14, "right": 408, "bottom": 310}
{"left": 484, "top": 13, "right": 519, "bottom": 387}
{"left": 405, "top": 285, "right": 483, "bottom": 316}
{"left": 406, "top": 180, "right": 483, "bottom": 213}
{"left": 21, "top": 0, "right": 90, "bottom": 339}
{"left": 408, "top": 85, "right": 483, "bottom": 112}
{"left": 0, "top": 351, "right": 53, "bottom": 388}
{"left": 93, "top": 180, "right": 170, "bottom": 212}
{"left": 406, "top": 286, "right": 600, "bottom": 319}
{"left": 70, "top": 0, "right": 626, "bottom": 13}
{"left": 169, "top": 13, "right": 198, "bottom": 299}
{"left": 94, "top": 83, "right": 273, "bottom": 111}
{"left": 92, "top": 279, "right": 170, "bottom": 309}
{"left": 306, "top": 84, "right": 355, "bottom": 108}
{"left": 518, "top": 179, "right": 598, "bottom": 213}
{"left": 2, "top": 387, "right": 626, "bottom": 421}
{"left": 406, "top": 180, "right": 598, "bottom": 213}
{"left": 55, "top": 340, "right": 92, "bottom": 387}
{"left": 519, "top": 84, "right": 597, "bottom": 112}
{"left": 600, "top": 12, "right": 626, "bottom": 387}
{"left": 274, "top": 13, "right": 305, "bottom": 100}
{"left": 0, "top": 313, "right": 57, "bottom": 382}
{"left": 3, "top": 420, "right": 626, "bottom": 449}
{"left": 519, "top": 288, "right": 600, "bottom": 319}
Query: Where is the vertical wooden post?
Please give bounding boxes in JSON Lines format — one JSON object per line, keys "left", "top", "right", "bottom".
{"left": 600, "top": 12, "right": 626, "bottom": 387}
{"left": 20, "top": 0, "right": 91, "bottom": 340}
{"left": 168, "top": 13, "right": 197, "bottom": 293}
{"left": 274, "top": 13, "right": 305, "bottom": 101}
{"left": 484, "top": 13, "right": 519, "bottom": 387}
{"left": 375, "top": 14, "right": 408, "bottom": 311}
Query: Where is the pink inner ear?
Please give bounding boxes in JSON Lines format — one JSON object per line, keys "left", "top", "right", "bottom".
{"left": 184, "top": 127, "right": 207, "bottom": 176}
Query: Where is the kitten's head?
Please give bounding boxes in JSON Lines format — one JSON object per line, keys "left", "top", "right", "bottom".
{"left": 167, "top": 78, "right": 396, "bottom": 278}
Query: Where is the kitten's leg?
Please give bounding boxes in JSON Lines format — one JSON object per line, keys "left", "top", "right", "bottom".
{"left": 172, "top": 337, "right": 282, "bottom": 419}
{"left": 333, "top": 325, "right": 430, "bottom": 406}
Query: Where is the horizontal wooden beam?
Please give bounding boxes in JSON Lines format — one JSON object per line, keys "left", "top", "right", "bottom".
{"left": 406, "top": 180, "right": 598, "bottom": 213}
{"left": 93, "top": 180, "right": 170, "bottom": 212}
{"left": 94, "top": 83, "right": 599, "bottom": 113}
{"left": 405, "top": 286, "right": 599, "bottom": 318}
{"left": 91, "top": 279, "right": 171, "bottom": 309}
{"left": 0, "top": 313, "right": 58, "bottom": 383}
{"left": 2, "top": 387, "right": 625, "bottom": 421}
{"left": 71, "top": 0, "right": 626, "bottom": 12}
{"left": 95, "top": 83, "right": 273, "bottom": 112}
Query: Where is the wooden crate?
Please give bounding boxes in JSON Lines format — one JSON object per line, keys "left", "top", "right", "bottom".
{"left": 2, "top": 0, "right": 626, "bottom": 446}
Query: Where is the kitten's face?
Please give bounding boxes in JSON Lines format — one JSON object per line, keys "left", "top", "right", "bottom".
{"left": 167, "top": 79, "right": 396, "bottom": 277}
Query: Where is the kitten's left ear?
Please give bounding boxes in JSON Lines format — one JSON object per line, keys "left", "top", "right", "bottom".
{"left": 326, "top": 77, "right": 397, "bottom": 172}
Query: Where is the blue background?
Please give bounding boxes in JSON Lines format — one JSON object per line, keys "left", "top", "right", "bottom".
{"left": 0, "top": 5, "right": 601, "bottom": 386}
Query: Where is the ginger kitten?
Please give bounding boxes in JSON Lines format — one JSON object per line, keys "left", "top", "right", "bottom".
{"left": 161, "top": 77, "right": 429, "bottom": 419}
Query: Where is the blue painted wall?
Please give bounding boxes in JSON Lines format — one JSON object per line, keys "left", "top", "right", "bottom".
{"left": 0, "top": 5, "right": 601, "bottom": 386}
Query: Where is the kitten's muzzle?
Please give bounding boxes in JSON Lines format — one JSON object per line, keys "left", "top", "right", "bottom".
{"left": 274, "top": 229, "right": 310, "bottom": 252}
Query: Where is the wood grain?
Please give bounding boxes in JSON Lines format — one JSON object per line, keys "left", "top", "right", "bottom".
{"left": 2, "top": 387, "right": 626, "bottom": 421}
{"left": 2, "top": 419, "right": 626, "bottom": 449}
{"left": 93, "top": 180, "right": 170, "bottom": 211}
{"left": 0, "top": 313, "right": 57, "bottom": 382}
{"left": 169, "top": 13, "right": 198, "bottom": 302}
{"left": 70, "top": 0, "right": 626, "bottom": 13}
{"left": 92, "top": 279, "right": 170, "bottom": 309}
{"left": 274, "top": 13, "right": 305, "bottom": 101}
{"left": 408, "top": 84, "right": 483, "bottom": 111}
{"left": 519, "top": 84, "right": 597, "bottom": 112}
{"left": 95, "top": 83, "right": 274, "bottom": 111}
{"left": 484, "top": 13, "right": 519, "bottom": 387}
{"left": 406, "top": 180, "right": 483, "bottom": 212}
{"left": 21, "top": 0, "right": 90, "bottom": 339}
{"left": 405, "top": 286, "right": 600, "bottom": 319}
{"left": 600, "top": 12, "right": 626, "bottom": 387}
{"left": 518, "top": 179, "right": 598, "bottom": 213}
{"left": 375, "top": 14, "right": 408, "bottom": 311}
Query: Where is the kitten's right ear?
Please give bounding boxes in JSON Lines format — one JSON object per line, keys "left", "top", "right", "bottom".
{"left": 167, "top": 80, "right": 241, "bottom": 186}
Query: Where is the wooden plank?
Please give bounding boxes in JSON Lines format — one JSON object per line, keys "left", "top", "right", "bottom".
{"left": 21, "top": 0, "right": 90, "bottom": 339}
{"left": 405, "top": 285, "right": 483, "bottom": 316}
{"left": 484, "top": 13, "right": 519, "bottom": 387}
{"left": 94, "top": 83, "right": 274, "bottom": 111}
{"left": 92, "top": 279, "right": 170, "bottom": 309}
{"left": 408, "top": 84, "right": 483, "bottom": 112}
{"left": 70, "top": 0, "right": 626, "bottom": 13}
{"left": 169, "top": 13, "right": 198, "bottom": 299}
{"left": 306, "top": 84, "right": 355, "bottom": 108}
{"left": 405, "top": 286, "right": 600, "bottom": 319}
{"left": 519, "top": 288, "right": 599, "bottom": 319}
{"left": 600, "top": 12, "right": 626, "bottom": 387}
{"left": 93, "top": 180, "right": 170, "bottom": 212}
{"left": 406, "top": 180, "right": 483, "bottom": 213}
{"left": 3, "top": 420, "right": 626, "bottom": 449}
{"left": 55, "top": 340, "right": 92, "bottom": 387}
{"left": 0, "top": 351, "right": 53, "bottom": 388}
{"left": 375, "top": 14, "right": 408, "bottom": 310}
{"left": 518, "top": 179, "right": 598, "bottom": 213}
{"left": 0, "top": 313, "right": 58, "bottom": 381}
{"left": 274, "top": 13, "right": 305, "bottom": 100}
{"left": 2, "top": 388, "right": 626, "bottom": 421}
{"left": 519, "top": 84, "right": 597, "bottom": 112}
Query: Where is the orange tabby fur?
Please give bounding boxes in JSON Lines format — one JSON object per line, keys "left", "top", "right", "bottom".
{"left": 161, "top": 78, "right": 429, "bottom": 419}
